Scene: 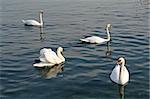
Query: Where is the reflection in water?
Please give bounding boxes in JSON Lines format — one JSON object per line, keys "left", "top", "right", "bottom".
{"left": 105, "top": 42, "right": 112, "bottom": 56}
{"left": 39, "top": 27, "right": 45, "bottom": 41}
{"left": 38, "top": 64, "right": 64, "bottom": 79}
{"left": 118, "top": 85, "right": 125, "bottom": 99}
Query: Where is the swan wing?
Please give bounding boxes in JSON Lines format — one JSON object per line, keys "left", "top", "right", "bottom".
{"left": 110, "top": 65, "right": 120, "bottom": 84}
{"left": 22, "top": 20, "right": 41, "bottom": 26}
{"left": 40, "top": 48, "right": 51, "bottom": 56}
{"left": 80, "top": 36, "right": 107, "bottom": 44}
{"left": 39, "top": 48, "right": 62, "bottom": 64}
{"left": 49, "top": 50, "right": 62, "bottom": 64}
{"left": 43, "top": 50, "right": 58, "bottom": 64}
{"left": 39, "top": 48, "right": 51, "bottom": 62}
{"left": 39, "top": 56, "right": 47, "bottom": 62}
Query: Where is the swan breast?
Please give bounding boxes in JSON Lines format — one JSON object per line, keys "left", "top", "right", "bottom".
{"left": 110, "top": 65, "right": 129, "bottom": 85}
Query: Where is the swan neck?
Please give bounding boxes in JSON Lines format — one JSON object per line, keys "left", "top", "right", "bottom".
{"left": 57, "top": 49, "right": 65, "bottom": 62}
{"left": 119, "top": 63, "right": 125, "bottom": 84}
{"left": 106, "top": 27, "right": 110, "bottom": 41}
{"left": 39, "top": 13, "right": 43, "bottom": 25}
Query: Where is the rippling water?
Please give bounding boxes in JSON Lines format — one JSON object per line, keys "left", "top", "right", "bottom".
{"left": 0, "top": 0, "right": 149, "bottom": 99}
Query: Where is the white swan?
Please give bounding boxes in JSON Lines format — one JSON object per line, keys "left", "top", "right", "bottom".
{"left": 22, "top": 10, "right": 44, "bottom": 27}
{"left": 80, "top": 24, "right": 111, "bottom": 44}
{"left": 110, "top": 57, "right": 129, "bottom": 85}
{"left": 33, "top": 47, "right": 65, "bottom": 67}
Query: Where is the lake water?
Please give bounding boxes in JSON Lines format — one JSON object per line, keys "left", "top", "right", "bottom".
{"left": 0, "top": 0, "right": 149, "bottom": 99}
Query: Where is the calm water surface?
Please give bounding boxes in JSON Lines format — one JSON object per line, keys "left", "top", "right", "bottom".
{"left": 0, "top": 0, "right": 149, "bottom": 99}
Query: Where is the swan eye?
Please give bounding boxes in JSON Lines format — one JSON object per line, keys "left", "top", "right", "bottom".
{"left": 118, "top": 59, "right": 121, "bottom": 63}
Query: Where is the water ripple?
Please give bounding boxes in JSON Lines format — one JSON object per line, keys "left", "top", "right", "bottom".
{"left": 1, "top": 0, "right": 149, "bottom": 99}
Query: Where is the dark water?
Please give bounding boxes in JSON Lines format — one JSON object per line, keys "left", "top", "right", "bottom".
{"left": 0, "top": 0, "right": 149, "bottom": 99}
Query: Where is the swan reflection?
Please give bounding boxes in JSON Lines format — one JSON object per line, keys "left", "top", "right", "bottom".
{"left": 118, "top": 85, "right": 125, "bottom": 99}
{"left": 38, "top": 63, "right": 64, "bottom": 79}
{"left": 105, "top": 42, "right": 111, "bottom": 56}
{"left": 39, "top": 27, "right": 45, "bottom": 41}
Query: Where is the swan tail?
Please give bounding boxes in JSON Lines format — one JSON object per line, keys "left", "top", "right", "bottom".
{"left": 80, "top": 38, "right": 88, "bottom": 42}
{"left": 33, "top": 62, "right": 54, "bottom": 67}
{"left": 22, "top": 20, "right": 26, "bottom": 23}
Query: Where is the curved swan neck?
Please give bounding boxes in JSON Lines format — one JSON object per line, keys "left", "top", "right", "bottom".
{"left": 57, "top": 48, "right": 65, "bottom": 62}
{"left": 106, "top": 27, "right": 111, "bottom": 41}
{"left": 39, "top": 13, "right": 43, "bottom": 25}
{"left": 119, "top": 62, "right": 125, "bottom": 84}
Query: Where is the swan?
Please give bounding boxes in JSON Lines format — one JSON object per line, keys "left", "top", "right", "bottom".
{"left": 40, "top": 47, "right": 65, "bottom": 64}
{"left": 22, "top": 10, "right": 44, "bottom": 27}
{"left": 80, "top": 24, "right": 111, "bottom": 44}
{"left": 33, "top": 47, "right": 65, "bottom": 67}
{"left": 110, "top": 57, "right": 129, "bottom": 85}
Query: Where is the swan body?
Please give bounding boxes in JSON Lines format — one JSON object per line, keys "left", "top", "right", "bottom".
{"left": 80, "top": 36, "right": 108, "bottom": 44}
{"left": 22, "top": 10, "right": 43, "bottom": 27}
{"left": 22, "top": 20, "right": 42, "bottom": 26}
{"left": 33, "top": 47, "right": 65, "bottom": 67}
{"left": 80, "top": 24, "right": 111, "bottom": 44}
{"left": 110, "top": 57, "right": 129, "bottom": 85}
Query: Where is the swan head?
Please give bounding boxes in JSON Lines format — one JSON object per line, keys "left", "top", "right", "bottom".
{"left": 117, "top": 57, "right": 125, "bottom": 66}
{"left": 58, "top": 47, "right": 63, "bottom": 52}
{"left": 107, "top": 24, "right": 111, "bottom": 27}
{"left": 39, "top": 10, "right": 44, "bottom": 14}
{"left": 105, "top": 24, "right": 111, "bottom": 30}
